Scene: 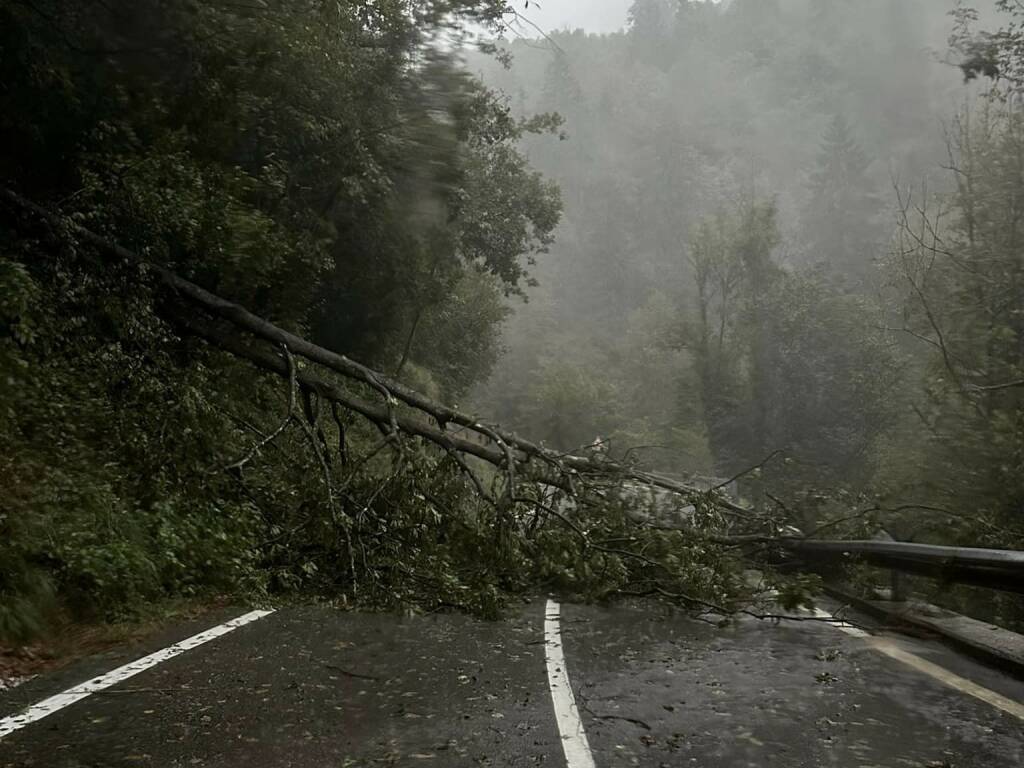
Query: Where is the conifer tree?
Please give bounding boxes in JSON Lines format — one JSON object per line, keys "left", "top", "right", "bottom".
{"left": 802, "top": 114, "right": 882, "bottom": 281}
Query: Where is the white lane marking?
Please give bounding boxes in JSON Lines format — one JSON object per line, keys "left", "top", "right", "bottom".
{"left": 810, "top": 607, "right": 869, "bottom": 638}
{"left": 812, "top": 607, "right": 1024, "bottom": 720}
{"left": 544, "top": 599, "right": 597, "bottom": 768}
{"left": 0, "top": 609, "right": 274, "bottom": 740}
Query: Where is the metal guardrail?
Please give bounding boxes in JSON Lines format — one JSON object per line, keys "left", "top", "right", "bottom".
{"left": 789, "top": 539, "right": 1024, "bottom": 595}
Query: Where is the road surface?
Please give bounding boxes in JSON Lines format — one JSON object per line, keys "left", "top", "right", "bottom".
{"left": 1, "top": 598, "right": 1021, "bottom": 767}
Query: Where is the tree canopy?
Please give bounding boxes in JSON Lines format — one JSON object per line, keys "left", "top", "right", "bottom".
{"left": 0, "top": 0, "right": 569, "bottom": 637}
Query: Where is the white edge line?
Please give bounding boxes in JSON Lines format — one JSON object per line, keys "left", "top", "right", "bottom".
{"left": 810, "top": 607, "right": 869, "bottom": 638}
{"left": 0, "top": 608, "right": 275, "bottom": 740}
{"left": 544, "top": 598, "right": 597, "bottom": 768}
{"left": 812, "top": 607, "right": 1024, "bottom": 721}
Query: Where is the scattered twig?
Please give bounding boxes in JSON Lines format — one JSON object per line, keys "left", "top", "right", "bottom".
{"left": 970, "top": 377, "right": 1024, "bottom": 391}
{"left": 575, "top": 688, "right": 652, "bottom": 730}
{"left": 589, "top": 713, "right": 652, "bottom": 730}
{"left": 323, "top": 664, "right": 381, "bottom": 681}
{"left": 624, "top": 585, "right": 869, "bottom": 631}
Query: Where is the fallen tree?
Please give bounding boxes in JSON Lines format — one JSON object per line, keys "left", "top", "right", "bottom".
{"left": 0, "top": 187, "right": 751, "bottom": 511}
{"left": 1, "top": 187, "right": 828, "bottom": 620}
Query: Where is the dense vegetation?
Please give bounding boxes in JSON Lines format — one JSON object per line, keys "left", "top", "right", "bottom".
{"left": 0, "top": 0, "right": 572, "bottom": 639}
{"left": 2, "top": 0, "right": 1023, "bottom": 641}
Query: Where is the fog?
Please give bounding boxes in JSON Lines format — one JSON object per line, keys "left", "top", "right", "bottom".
{"left": 469, "top": 0, "right": 1016, "bottom": 527}
{"left": 514, "top": 0, "right": 635, "bottom": 33}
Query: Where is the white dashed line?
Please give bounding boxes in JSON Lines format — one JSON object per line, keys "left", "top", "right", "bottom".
{"left": 544, "top": 599, "right": 596, "bottom": 768}
{"left": 0, "top": 609, "right": 275, "bottom": 740}
{"left": 812, "top": 607, "right": 1024, "bottom": 720}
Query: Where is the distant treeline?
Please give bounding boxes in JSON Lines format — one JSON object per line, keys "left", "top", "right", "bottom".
{"left": 471, "top": 0, "right": 1024, "bottom": 614}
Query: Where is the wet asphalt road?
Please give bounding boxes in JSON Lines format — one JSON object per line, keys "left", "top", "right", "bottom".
{"left": 0, "top": 599, "right": 1022, "bottom": 767}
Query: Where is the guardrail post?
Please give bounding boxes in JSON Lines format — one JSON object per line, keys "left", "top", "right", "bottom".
{"left": 891, "top": 568, "right": 907, "bottom": 602}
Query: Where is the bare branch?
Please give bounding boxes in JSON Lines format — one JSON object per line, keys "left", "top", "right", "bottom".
{"left": 217, "top": 343, "right": 297, "bottom": 473}
{"left": 710, "top": 450, "right": 784, "bottom": 492}
{"left": 971, "top": 377, "right": 1024, "bottom": 391}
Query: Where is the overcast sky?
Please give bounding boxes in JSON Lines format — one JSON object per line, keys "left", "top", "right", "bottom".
{"left": 515, "top": 0, "right": 635, "bottom": 34}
